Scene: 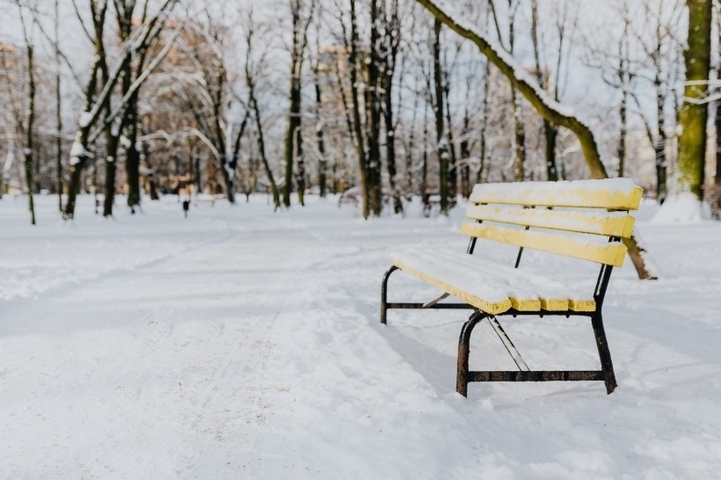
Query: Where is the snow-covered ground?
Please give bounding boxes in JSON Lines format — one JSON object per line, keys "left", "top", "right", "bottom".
{"left": 1, "top": 194, "right": 721, "bottom": 479}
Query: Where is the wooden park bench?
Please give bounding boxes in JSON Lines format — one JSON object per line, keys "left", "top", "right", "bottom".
{"left": 381, "top": 179, "right": 643, "bottom": 396}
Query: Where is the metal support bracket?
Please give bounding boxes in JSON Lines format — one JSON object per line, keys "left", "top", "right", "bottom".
{"left": 422, "top": 292, "right": 450, "bottom": 308}
{"left": 488, "top": 316, "right": 530, "bottom": 371}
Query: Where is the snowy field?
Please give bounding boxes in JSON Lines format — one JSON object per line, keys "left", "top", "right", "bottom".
{"left": 1, "top": 193, "right": 721, "bottom": 479}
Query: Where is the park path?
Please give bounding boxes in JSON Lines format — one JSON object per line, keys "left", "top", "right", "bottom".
{"left": 2, "top": 198, "right": 721, "bottom": 478}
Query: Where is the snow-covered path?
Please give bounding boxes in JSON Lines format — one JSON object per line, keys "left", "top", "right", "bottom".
{"left": 2, "top": 196, "right": 721, "bottom": 478}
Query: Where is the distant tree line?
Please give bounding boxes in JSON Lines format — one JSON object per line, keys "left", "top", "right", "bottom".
{"left": 0, "top": 0, "right": 718, "bottom": 223}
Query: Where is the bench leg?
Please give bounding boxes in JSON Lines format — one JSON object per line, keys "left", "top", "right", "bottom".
{"left": 591, "top": 312, "right": 617, "bottom": 394}
{"left": 457, "top": 311, "right": 487, "bottom": 397}
{"left": 380, "top": 266, "right": 398, "bottom": 325}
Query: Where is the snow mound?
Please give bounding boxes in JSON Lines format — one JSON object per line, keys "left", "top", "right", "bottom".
{"left": 650, "top": 193, "right": 711, "bottom": 223}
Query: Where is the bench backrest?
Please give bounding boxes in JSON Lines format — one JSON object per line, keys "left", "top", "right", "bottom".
{"left": 461, "top": 179, "right": 643, "bottom": 267}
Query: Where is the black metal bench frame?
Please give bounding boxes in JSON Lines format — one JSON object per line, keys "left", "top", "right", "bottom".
{"left": 381, "top": 232, "right": 620, "bottom": 397}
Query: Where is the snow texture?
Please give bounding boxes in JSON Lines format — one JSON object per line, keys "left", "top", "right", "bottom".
{"left": 1, "top": 194, "right": 721, "bottom": 478}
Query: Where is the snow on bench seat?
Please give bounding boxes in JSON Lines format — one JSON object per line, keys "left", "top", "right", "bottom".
{"left": 390, "top": 249, "right": 595, "bottom": 316}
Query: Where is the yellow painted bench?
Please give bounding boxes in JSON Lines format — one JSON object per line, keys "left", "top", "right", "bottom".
{"left": 380, "top": 178, "right": 643, "bottom": 396}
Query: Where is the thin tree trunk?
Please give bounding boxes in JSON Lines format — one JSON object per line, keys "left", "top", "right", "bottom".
{"left": 55, "top": 0, "right": 63, "bottom": 210}
{"left": 229, "top": 111, "right": 249, "bottom": 203}
{"left": 24, "top": 45, "right": 36, "bottom": 225}
{"left": 405, "top": 88, "right": 419, "bottom": 199}
{"left": 250, "top": 91, "right": 281, "bottom": 209}
{"left": 443, "top": 71, "right": 458, "bottom": 200}
{"left": 349, "top": 0, "right": 369, "bottom": 218}
{"left": 618, "top": 74, "right": 627, "bottom": 177}
{"left": 284, "top": 3, "right": 303, "bottom": 208}
{"left": 384, "top": 59, "right": 402, "bottom": 214}
{"left": 103, "top": 131, "right": 119, "bottom": 216}
{"left": 655, "top": 78, "right": 668, "bottom": 201}
{"left": 422, "top": 98, "right": 429, "bottom": 199}
{"left": 296, "top": 122, "right": 306, "bottom": 206}
{"left": 716, "top": 92, "right": 721, "bottom": 184}
{"left": 530, "top": 0, "right": 558, "bottom": 181}
{"left": 716, "top": 25, "right": 721, "bottom": 186}
{"left": 460, "top": 106, "right": 470, "bottom": 198}
{"left": 366, "top": 0, "right": 383, "bottom": 216}
{"left": 477, "top": 59, "right": 490, "bottom": 183}
{"left": 314, "top": 73, "right": 327, "bottom": 197}
{"left": 433, "top": 19, "right": 449, "bottom": 215}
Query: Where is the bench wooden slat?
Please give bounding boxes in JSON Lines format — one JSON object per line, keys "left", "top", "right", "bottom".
{"left": 460, "top": 222, "right": 628, "bottom": 267}
{"left": 390, "top": 253, "right": 512, "bottom": 314}
{"left": 391, "top": 250, "right": 596, "bottom": 315}
{"left": 470, "top": 178, "right": 643, "bottom": 211}
{"left": 431, "top": 251, "right": 595, "bottom": 312}
{"left": 465, "top": 205, "right": 636, "bottom": 238}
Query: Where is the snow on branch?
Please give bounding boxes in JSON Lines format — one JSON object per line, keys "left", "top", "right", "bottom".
{"left": 415, "top": 0, "right": 609, "bottom": 179}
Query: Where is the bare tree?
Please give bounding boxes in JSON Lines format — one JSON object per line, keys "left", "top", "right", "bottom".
{"left": 282, "top": 0, "right": 315, "bottom": 207}
{"left": 63, "top": 0, "right": 180, "bottom": 219}
{"left": 11, "top": 0, "right": 38, "bottom": 225}
{"left": 243, "top": 6, "right": 281, "bottom": 210}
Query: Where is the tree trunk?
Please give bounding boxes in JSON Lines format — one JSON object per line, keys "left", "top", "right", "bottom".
{"left": 433, "top": 19, "right": 449, "bottom": 215}
{"left": 315, "top": 76, "right": 327, "bottom": 197}
{"left": 716, "top": 93, "right": 721, "bottom": 184}
{"left": 460, "top": 109, "right": 471, "bottom": 198}
{"left": 508, "top": 9, "right": 525, "bottom": 182}
{"left": 125, "top": 96, "right": 142, "bottom": 211}
{"left": 512, "top": 90, "right": 526, "bottom": 181}
{"left": 295, "top": 121, "right": 306, "bottom": 206}
{"left": 444, "top": 72, "right": 458, "bottom": 200}
{"left": 422, "top": 100, "right": 429, "bottom": 199}
{"left": 284, "top": 9, "right": 303, "bottom": 208}
{"left": 383, "top": 0, "right": 403, "bottom": 213}
{"left": 103, "top": 132, "right": 119, "bottom": 217}
{"left": 349, "top": 0, "right": 370, "bottom": 218}
{"left": 24, "top": 45, "right": 36, "bottom": 225}
{"left": 55, "top": 0, "right": 63, "bottom": 211}
{"left": 405, "top": 89, "right": 419, "bottom": 199}
{"left": 716, "top": 24, "right": 721, "bottom": 186}
{"left": 618, "top": 82, "right": 627, "bottom": 177}
{"left": 530, "top": 0, "right": 558, "bottom": 181}
{"left": 250, "top": 93, "right": 281, "bottom": 210}
{"left": 677, "top": 0, "right": 712, "bottom": 199}
{"left": 366, "top": 0, "right": 383, "bottom": 216}
{"left": 477, "top": 59, "right": 491, "bottom": 183}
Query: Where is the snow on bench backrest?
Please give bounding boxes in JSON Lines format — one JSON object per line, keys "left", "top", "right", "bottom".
{"left": 469, "top": 178, "right": 643, "bottom": 211}
{"left": 462, "top": 179, "right": 644, "bottom": 267}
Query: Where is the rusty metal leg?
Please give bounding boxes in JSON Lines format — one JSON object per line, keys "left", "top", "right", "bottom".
{"left": 380, "top": 266, "right": 398, "bottom": 325}
{"left": 591, "top": 311, "right": 617, "bottom": 394}
{"left": 457, "top": 311, "right": 487, "bottom": 397}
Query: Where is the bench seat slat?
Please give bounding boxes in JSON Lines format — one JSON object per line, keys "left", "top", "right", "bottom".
{"left": 460, "top": 222, "right": 628, "bottom": 267}
{"left": 465, "top": 205, "right": 636, "bottom": 238}
{"left": 431, "top": 251, "right": 595, "bottom": 312}
{"left": 390, "top": 252, "right": 512, "bottom": 314}
{"left": 470, "top": 178, "right": 643, "bottom": 211}
{"left": 390, "top": 250, "right": 596, "bottom": 315}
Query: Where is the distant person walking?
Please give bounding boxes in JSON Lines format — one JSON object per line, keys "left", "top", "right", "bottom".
{"left": 182, "top": 199, "right": 190, "bottom": 218}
